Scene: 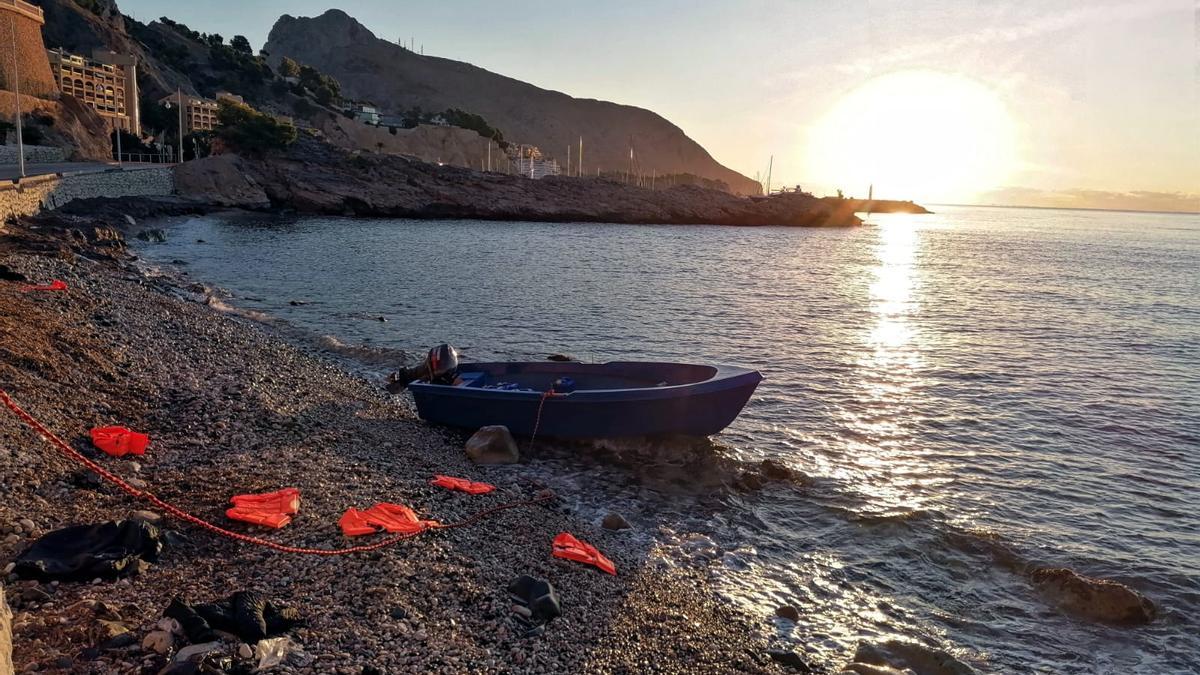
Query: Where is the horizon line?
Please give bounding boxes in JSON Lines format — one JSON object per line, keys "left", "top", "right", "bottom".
{"left": 926, "top": 202, "right": 1200, "bottom": 217}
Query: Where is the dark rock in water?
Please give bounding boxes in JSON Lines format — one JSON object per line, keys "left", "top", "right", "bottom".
{"left": 195, "top": 239, "right": 206, "bottom": 243}
{"left": 775, "top": 605, "right": 800, "bottom": 622}
{"left": 0, "top": 264, "right": 27, "bottom": 282}
{"left": 767, "top": 649, "right": 811, "bottom": 672}
{"left": 602, "top": 513, "right": 631, "bottom": 530}
{"left": 170, "top": 259, "right": 189, "bottom": 265}
{"left": 844, "top": 639, "right": 974, "bottom": 675}
{"left": 376, "top": 316, "right": 387, "bottom": 322}
{"left": 546, "top": 354, "right": 574, "bottom": 362}
{"left": 136, "top": 229, "right": 167, "bottom": 243}
{"left": 1029, "top": 567, "right": 1156, "bottom": 625}
{"left": 507, "top": 575, "right": 561, "bottom": 623}
{"left": 466, "top": 426, "right": 519, "bottom": 464}
{"left": 289, "top": 300, "right": 307, "bottom": 306}
{"left": 760, "top": 459, "right": 794, "bottom": 481}
{"left": 733, "top": 471, "right": 764, "bottom": 492}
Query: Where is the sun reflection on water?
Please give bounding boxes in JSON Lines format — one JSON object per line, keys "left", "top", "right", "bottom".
{"left": 840, "top": 216, "right": 941, "bottom": 517}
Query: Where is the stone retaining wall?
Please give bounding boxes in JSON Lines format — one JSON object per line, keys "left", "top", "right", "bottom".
{"left": 0, "top": 143, "right": 67, "bottom": 164}
{"left": 0, "top": 166, "right": 175, "bottom": 222}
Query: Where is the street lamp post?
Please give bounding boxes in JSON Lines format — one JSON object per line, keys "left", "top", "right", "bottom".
{"left": 176, "top": 87, "right": 184, "bottom": 163}
{"left": 10, "top": 15, "right": 25, "bottom": 178}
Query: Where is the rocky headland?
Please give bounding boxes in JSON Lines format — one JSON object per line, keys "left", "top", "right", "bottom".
{"left": 170, "top": 137, "right": 867, "bottom": 227}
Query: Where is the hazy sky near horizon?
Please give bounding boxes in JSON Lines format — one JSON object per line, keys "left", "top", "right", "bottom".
{"left": 119, "top": 0, "right": 1198, "bottom": 208}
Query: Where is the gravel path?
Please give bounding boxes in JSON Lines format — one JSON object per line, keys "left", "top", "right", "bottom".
{"left": 0, "top": 243, "right": 782, "bottom": 674}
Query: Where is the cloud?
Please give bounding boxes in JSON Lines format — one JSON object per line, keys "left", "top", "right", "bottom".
{"left": 775, "top": 0, "right": 1183, "bottom": 83}
{"left": 976, "top": 186, "right": 1200, "bottom": 213}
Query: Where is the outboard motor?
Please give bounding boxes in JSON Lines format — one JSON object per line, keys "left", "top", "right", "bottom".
{"left": 386, "top": 344, "right": 460, "bottom": 393}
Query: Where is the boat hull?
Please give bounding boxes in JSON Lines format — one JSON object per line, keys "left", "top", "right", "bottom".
{"left": 409, "top": 361, "right": 762, "bottom": 438}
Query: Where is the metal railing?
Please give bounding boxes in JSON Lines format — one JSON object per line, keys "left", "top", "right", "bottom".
{"left": 114, "top": 152, "right": 176, "bottom": 165}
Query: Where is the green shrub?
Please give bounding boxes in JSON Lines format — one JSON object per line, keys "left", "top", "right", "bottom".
{"left": 278, "top": 57, "right": 300, "bottom": 79}
{"left": 230, "top": 35, "right": 252, "bottom": 55}
{"left": 216, "top": 99, "right": 296, "bottom": 156}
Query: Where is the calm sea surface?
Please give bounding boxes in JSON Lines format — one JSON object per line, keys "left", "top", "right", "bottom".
{"left": 137, "top": 206, "right": 1200, "bottom": 673}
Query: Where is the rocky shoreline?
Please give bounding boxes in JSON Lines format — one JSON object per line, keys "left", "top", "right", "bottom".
{"left": 170, "top": 137, "right": 870, "bottom": 227}
{"left": 0, "top": 220, "right": 798, "bottom": 674}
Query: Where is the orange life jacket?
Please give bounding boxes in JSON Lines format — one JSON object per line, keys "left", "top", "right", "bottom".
{"left": 229, "top": 488, "right": 301, "bottom": 515}
{"left": 431, "top": 475, "right": 496, "bottom": 495}
{"left": 338, "top": 508, "right": 377, "bottom": 537}
{"left": 89, "top": 426, "right": 149, "bottom": 457}
{"left": 226, "top": 488, "right": 301, "bottom": 529}
{"left": 552, "top": 532, "right": 617, "bottom": 575}
{"left": 225, "top": 508, "right": 293, "bottom": 529}
{"left": 339, "top": 503, "right": 439, "bottom": 537}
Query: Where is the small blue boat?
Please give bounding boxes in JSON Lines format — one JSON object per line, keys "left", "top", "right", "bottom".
{"left": 408, "top": 361, "right": 762, "bottom": 438}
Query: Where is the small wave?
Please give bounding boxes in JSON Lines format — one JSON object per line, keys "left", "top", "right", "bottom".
{"left": 314, "top": 334, "right": 410, "bottom": 368}
{"left": 848, "top": 507, "right": 941, "bottom": 525}
{"left": 203, "top": 295, "right": 277, "bottom": 323}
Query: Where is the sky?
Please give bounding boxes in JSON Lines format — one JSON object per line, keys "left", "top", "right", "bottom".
{"left": 118, "top": 0, "right": 1199, "bottom": 211}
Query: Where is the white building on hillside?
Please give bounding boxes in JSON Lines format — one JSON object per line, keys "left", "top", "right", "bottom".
{"left": 509, "top": 144, "right": 560, "bottom": 179}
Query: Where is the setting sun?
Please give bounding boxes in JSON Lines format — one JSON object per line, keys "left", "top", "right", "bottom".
{"left": 805, "top": 70, "right": 1018, "bottom": 203}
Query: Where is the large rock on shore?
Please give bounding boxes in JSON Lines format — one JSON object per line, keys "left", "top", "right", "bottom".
{"left": 465, "top": 426, "right": 519, "bottom": 464}
{"left": 841, "top": 640, "right": 974, "bottom": 675}
{"left": 173, "top": 155, "right": 271, "bottom": 209}
{"left": 1029, "top": 568, "right": 1156, "bottom": 625}
{"left": 1, "top": 586, "right": 13, "bottom": 675}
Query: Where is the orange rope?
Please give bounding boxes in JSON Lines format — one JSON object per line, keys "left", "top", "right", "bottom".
{"left": 0, "top": 389, "right": 552, "bottom": 556}
{"left": 527, "top": 390, "right": 564, "bottom": 452}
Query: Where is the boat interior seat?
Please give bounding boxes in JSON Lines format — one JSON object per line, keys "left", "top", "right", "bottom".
{"left": 455, "top": 371, "right": 487, "bottom": 387}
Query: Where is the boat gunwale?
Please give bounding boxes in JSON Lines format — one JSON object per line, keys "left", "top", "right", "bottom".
{"left": 408, "top": 362, "right": 762, "bottom": 400}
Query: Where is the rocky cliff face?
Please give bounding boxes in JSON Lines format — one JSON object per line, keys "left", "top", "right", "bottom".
{"left": 264, "top": 10, "right": 761, "bottom": 196}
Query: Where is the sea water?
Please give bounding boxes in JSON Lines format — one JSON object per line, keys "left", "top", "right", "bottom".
{"left": 137, "top": 205, "right": 1200, "bottom": 673}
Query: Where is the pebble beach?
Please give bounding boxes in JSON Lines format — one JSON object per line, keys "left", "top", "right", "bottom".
{"left": 0, "top": 231, "right": 784, "bottom": 674}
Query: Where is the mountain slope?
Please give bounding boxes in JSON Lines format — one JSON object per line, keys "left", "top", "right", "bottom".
{"left": 263, "top": 10, "right": 760, "bottom": 195}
